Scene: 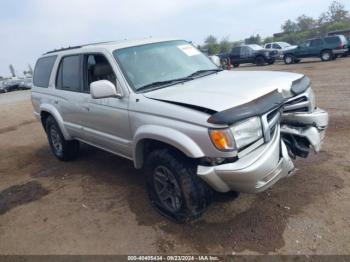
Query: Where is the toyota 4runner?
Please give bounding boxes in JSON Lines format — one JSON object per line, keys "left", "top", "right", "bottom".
{"left": 32, "top": 39, "right": 328, "bottom": 222}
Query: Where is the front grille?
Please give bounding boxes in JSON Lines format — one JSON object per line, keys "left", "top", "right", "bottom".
{"left": 262, "top": 107, "right": 281, "bottom": 143}
{"left": 283, "top": 96, "right": 308, "bottom": 113}
{"left": 283, "top": 88, "right": 314, "bottom": 113}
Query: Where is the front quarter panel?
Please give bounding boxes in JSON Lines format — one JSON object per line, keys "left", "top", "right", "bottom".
{"left": 129, "top": 94, "right": 237, "bottom": 168}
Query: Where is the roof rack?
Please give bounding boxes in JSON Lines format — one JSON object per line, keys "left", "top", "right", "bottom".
{"left": 44, "top": 41, "right": 114, "bottom": 55}
{"left": 44, "top": 45, "right": 82, "bottom": 55}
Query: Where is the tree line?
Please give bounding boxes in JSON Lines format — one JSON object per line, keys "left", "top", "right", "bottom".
{"left": 201, "top": 1, "right": 350, "bottom": 55}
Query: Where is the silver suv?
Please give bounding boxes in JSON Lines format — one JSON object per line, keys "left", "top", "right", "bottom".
{"left": 31, "top": 39, "right": 328, "bottom": 222}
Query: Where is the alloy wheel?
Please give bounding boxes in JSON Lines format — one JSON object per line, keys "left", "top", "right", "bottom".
{"left": 153, "top": 165, "right": 182, "bottom": 212}
{"left": 322, "top": 52, "right": 330, "bottom": 61}
{"left": 50, "top": 126, "right": 63, "bottom": 156}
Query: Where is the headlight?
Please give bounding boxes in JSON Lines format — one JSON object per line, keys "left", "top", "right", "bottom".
{"left": 230, "top": 117, "right": 263, "bottom": 149}
{"left": 209, "top": 117, "right": 263, "bottom": 151}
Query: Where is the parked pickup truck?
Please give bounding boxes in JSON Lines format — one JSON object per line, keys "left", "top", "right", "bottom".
{"left": 32, "top": 39, "right": 328, "bottom": 222}
{"left": 264, "top": 42, "right": 297, "bottom": 59}
{"left": 283, "top": 35, "right": 348, "bottom": 64}
{"left": 219, "top": 44, "right": 278, "bottom": 67}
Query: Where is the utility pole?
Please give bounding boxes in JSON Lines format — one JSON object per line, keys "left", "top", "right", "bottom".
{"left": 9, "top": 64, "right": 16, "bottom": 78}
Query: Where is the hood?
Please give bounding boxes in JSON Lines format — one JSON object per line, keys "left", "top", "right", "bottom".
{"left": 143, "top": 70, "right": 304, "bottom": 112}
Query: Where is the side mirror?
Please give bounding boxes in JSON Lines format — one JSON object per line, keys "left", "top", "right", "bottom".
{"left": 90, "top": 80, "right": 123, "bottom": 99}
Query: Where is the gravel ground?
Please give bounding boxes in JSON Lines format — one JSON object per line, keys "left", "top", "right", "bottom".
{"left": 0, "top": 58, "right": 349, "bottom": 255}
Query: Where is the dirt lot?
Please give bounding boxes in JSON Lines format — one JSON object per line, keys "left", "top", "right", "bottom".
{"left": 0, "top": 58, "right": 349, "bottom": 255}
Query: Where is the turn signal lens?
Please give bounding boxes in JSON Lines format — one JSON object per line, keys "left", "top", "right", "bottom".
{"left": 209, "top": 129, "right": 235, "bottom": 151}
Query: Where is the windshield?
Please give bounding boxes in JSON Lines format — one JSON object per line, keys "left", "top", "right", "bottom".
{"left": 113, "top": 40, "right": 218, "bottom": 91}
{"left": 248, "top": 44, "right": 263, "bottom": 51}
{"left": 278, "top": 42, "right": 291, "bottom": 48}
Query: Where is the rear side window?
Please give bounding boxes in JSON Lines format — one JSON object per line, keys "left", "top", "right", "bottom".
{"left": 56, "top": 55, "right": 82, "bottom": 92}
{"left": 231, "top": 47, "right": 241, "bottom": 55}
{"left": 324, "top": 37, "right": 339, "bottom": 44}
{"left": 33, "top": 55, "right": 57, "bottom": 88}
{"left": 272, "top": 44, "right": 281, "bottom": 49}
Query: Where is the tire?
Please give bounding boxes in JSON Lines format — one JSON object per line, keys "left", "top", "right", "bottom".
{"left": 255, "top": 56, "right": 265, "bottom": 66}
{"left": 294, "top": 59, "right": 301, "bottom": 63}
{"left": 267, "top": 59, "right": 275, "bottom": 65}
{"left": 145, "top": 148, "right": 212, "bottom": 223}
{"left": 45, "top": 116, "right": 80, "bottom": 161}
{"left": 284, "top": 54, "right": 295, "bottom": 64}
{"left": 233, "top": 64, "right": 239, "bottom": 68}
{"left": 321, "top": 50, "right": 332, "bottom": 62}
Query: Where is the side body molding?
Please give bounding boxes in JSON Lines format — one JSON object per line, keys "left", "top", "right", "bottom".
{"left": 133, "top": 125, "right": 205, "bottom": 169}
{"left": 39, "top": 103, "right": 72, "bottom": 140}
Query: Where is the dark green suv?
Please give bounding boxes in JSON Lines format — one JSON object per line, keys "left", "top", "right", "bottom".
{"left": 283, "top": 35, "right": 348, "bottom": 64}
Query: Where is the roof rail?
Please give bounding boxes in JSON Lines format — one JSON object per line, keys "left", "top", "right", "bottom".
{"left": 44, "top": 45, "right": 82, "bottom": 55}
{"left": 43, "top": 41, "right": 114, "bottom": 55}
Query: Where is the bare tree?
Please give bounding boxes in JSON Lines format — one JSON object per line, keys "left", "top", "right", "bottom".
{"left": 281, "top": 19, "right": 299, "bottom": 33}
{"left": 326, "top": 1, "right": 349, "bottom": 23}
{"left": 219, "top": 37, "right": 232, "bottom": 54}
{"left": 297, "top": 15, "right": 316, "bottom": 31}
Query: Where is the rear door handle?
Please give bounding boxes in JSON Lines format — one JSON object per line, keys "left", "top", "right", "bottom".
{"left": 82, "top": 106, "right": 90, "bottom": 111}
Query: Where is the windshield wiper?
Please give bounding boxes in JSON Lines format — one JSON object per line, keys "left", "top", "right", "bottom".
{"left": 137, "top": 77, "right": 194, "bottom": 92}
{"left": 187, "top": 69, "right": 223, "bottom": 78}
{"left": 136, "top": 69, "right": 223, "bottom": 92}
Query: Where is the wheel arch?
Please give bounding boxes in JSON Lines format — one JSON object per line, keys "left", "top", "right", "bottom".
{"left": 284, "top": 53, "right": 295, "bottom": 57}
{"left": 320, "top": 48, "right": 332, "bottom": 54}
{"left": 39, "top": 104, "right": 71, "bottom": 140}
{"left": 133, "top": 125, "right": 205, "bottom": 169}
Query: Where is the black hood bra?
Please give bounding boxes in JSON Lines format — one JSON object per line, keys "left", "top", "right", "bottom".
{"left": 207, "top": 89, "right": 285, "bottom": 125}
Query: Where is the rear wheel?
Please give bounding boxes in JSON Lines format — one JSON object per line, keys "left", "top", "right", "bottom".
{"left": 46, "top": 116, "right": 80, "bottom": 161}
{"left": 284, "top": 54, "right": 295, "bottom": 64}
{"left": 321, "top": 50, "right": 332, "bottom": 61}
{"left": 145, "top": 149, "right": 212, "bottom": 223}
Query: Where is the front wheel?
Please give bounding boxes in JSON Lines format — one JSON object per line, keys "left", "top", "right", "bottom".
{"left": 321, "top": 50, "right": 333, "bottom": 61}
{"left": 46, "top": 116, "right": 80, "bottom": 161}
{"left": 145, "top": 149, "right": 212, "bottom": 223}
{"left": 255, "top": 56, "right": 266, "bottom": 66}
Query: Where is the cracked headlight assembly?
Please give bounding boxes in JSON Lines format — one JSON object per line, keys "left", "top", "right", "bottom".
{"left": 230, "top": 117, "right": 263, "bottom": 149}
{"left": 209, "top": 117, "right": 263, "bottom": 151}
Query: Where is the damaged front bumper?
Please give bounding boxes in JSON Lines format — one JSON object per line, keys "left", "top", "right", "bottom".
{"left": 197, "top": 107, "right": 328, "bottom": 193}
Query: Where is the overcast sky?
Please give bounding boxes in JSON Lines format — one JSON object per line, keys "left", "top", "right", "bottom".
{"left": 0, "top": 0, "right": 349, "bottom": 77}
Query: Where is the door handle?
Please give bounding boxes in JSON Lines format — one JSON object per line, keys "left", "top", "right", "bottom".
{"left": 54, "top": 100, "right": 59, "bottom": 104}
{"left": 82, "top": 106, "right": 90, "bottom": 111}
